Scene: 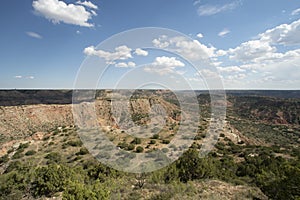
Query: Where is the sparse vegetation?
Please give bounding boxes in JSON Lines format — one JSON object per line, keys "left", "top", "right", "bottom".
{"left": 0, "top": 90, "right": 299, "bottom": 199}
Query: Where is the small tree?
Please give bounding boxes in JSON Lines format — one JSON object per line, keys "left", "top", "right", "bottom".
{"left": 32, "top": 164, "right": 72, "bottom": 197}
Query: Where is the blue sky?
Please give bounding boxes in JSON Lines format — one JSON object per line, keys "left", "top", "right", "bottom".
{"left": 0, "top": 0, "right": 300, "bottom": 89}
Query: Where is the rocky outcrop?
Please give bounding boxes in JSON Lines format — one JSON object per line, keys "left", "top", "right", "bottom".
{"left": 0, "top": 95, "right": 180, "bottom": 142}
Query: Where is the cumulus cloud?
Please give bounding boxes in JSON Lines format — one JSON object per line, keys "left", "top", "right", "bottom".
{"left": 144, "top": 56, "right": 185, "bottom": 75}
{"left": 14, "top": 76, "right": 22, "bottom": 79}
{"left": 153, "top": 56, "right": 185, "bottom": 67}
{"left": 153, "top": 35, "right": 216, "bottom": 60}
{"left": 32, "top": 0, "right": 95, "bottom": 27}
{"left": 217, "top": 66, "right": 245, "bottom": 73}
{"left": 76, "top": 1, "right": 98, "bottom": 10}
{"left": 291, "top": 8, "right": 300, "bottom": 16}
{"left": 227, "top": 19, "right": 300, "bottom": 65}
{"left": 26, "top": 31, "right": 43, "bottom": 39}
{"left": 217, "top": 18, "right": 300, "bottom": 88}
{"left": 115, "top": 62, "right": 136, "bottom": 68}
{"left": 152, "top": 35, "right": 169, "bottom": 48}
{"left": 218, "top": 28, "right": 230, "bottom": 37}
{"left": 197, "top": 1, "right": 239, "bottom": 16}
{"left": 83, "top": 45, "right": 132, "bottom": 63}
{"left": 216, "top": 49, "right": 227, "bottom": 56}
{"left": 134, "top": 48, "right": 148, "bottom": 56}
{"left": 259, "top": 19, "right": 300, "bottom": 46}
{"left": 228, "top": 40, "right": 276, "bottom": 63}
{"left": 196, "top": 33, "right": 204, "bottom": 38}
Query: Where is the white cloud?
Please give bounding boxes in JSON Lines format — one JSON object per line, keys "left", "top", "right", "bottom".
{"left": 76, "top": 1, "right": 98, "bottom": 10}
{"left": 220, "top": 19, "right": 300, "bottom": 88}
{"left": 259, "top": 19, "right": 300, "bottom": 46}
{"left": 153, "top": 36, "right": 216, "bottom": 60}
{"left": 227, "top": 73, "right": 246, "bottom": 80}
{"left": 152, "top": 35, "right": 169, "bottom": 48}
{"left": 199, "top": 69, "right": 220, "bottom": 78}
{"left": 83, "top": 45, "right": 132, "bottom": 63}
{"left": 228, "top": 40, "right": 276, "bottom": 63}
{"left": 217, "top": 66, "right": 245, "bottom": 73}
{"left": 193, "top": 0, "right": 201, "bottom": 6}
{"left": 153, "top": 56, "right": 185, "bottom": 67}
{"left": 26, "top": 31, "right": 43, "bottom": 39}
{"left": 134, "top": 48, "right": 148, "bottom": 56}
{"left": 218, "top": 28, "right": 230, "bottom": 37}
{"left": 144, "top": 56, "right": 185, "bottom": 75}
{"left": 173, "top": 38, "right": 216, "bottom": 59}
{"left": 91, "top": 10, "right": 97, "bottom": 16}
{"left": 291, "top": 8, "right": 300, "bottom": 16}
{"left": 196, "top": 33, "right": 203, "bottom": 38}
{"left": 32, "top": 0, "right": 95, "bottom": 27}
{"left": 115, "top": 62, "right": 136, "bottom": 68}
{"left": 216, "top": 49, "right": 227, "bottom": 56}
{"left": 14, "top": 75, "right": 35, "bottom": 79}
{"left": 197, "top": 2, "right": 239, "bottom": 16}
{"left": 127, "top": 62, "right": 136, "bottom": 67}
{"left": 227, "top": 19, "right": 300, "bottom": 65}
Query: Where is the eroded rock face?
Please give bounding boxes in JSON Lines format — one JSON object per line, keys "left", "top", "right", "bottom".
{"left": 0, "top": 96, "right": 180, "bottom": 141}
{"left": 0, "top": 104, "right": 74, "bottom": 138}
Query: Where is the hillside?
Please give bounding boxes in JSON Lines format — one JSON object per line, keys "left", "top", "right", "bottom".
{"left": 0, "top": 90, "right": 299, "bottom": 199}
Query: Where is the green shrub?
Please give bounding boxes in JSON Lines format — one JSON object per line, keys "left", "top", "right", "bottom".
{"left": 5, "top": 161, "right": 24, "bottom": 173}
{"left": 131, "top": 138, "right": 142, "bottom": 144}
{"left": 45, "top": 152, "right": 62, "bottom": 163}
{"left": 25, "top": 150, "right": 36, "bottom": 156}
{"left": 66, "top": 140, "right": 83, "bottom": 147}
{"left": 117, "top": 142, "right": 128, "bottom": 149}
{"left": 32, "top": 164, "right": 73, "bottom": 197}
{"left": 136, "top": 146, "right": 144, "bottom": 153}
{"left": 7, "top": 148, "right": 14, "bottom": 154}
{"left": 0, "top": 154, "right": 9, "bottom": 164}
{"left": 43, "top": 136, "right": 50, "bottom": 141}
{"left": 12, "top": 152, "right": 24, "bottom": 159}
{"left": 18, "top": 143, "right": 29, "bottom": 150}
{"left": 127, "top": 144, "right": 135, "bottom": 151}
{"left": 0, "top": 171, "right": 27, "bottom": 199}
{"left": 151, "top": 134, "right": 159, "bottom": 139}
{"left": 176, "top": 149, "right": 218, "bottom": 182}
{"left": 162, "top": 140, "right": 170, "bottom": 144}
{"left": 76, "top": 147, "right": 89, "bottom": 155}
{"left": 63, "top": 181, "right": 104, "bottom": 200}
{"left": 149, "top": 140, "right": 156, "bottom": 144}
